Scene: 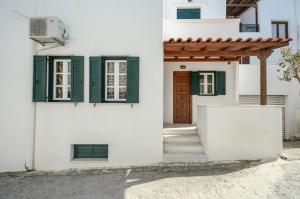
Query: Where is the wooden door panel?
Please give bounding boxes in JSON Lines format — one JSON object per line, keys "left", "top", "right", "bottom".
{"left": 173, "top": 72, "right": 192, "bottom": 123}
{"left": 176, "top": 93, "right": 189, "bottom": 101}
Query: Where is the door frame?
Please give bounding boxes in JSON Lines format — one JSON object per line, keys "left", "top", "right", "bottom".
{"left": 173, "top": 71, "right": 192, "bottom": 124}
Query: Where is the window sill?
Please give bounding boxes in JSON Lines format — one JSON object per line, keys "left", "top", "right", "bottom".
{"left": 71, "top": 158, "right": 108, "bottom": 162}
{"left": 199, "top": 94, "right": 216, "bottom": 96}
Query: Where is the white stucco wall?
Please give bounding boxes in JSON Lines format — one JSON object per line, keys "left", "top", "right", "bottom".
{"left": 164, "top": 0, "right": 226, "bottom": 20}
{"left": 33, "top": 0, "right": 163, "bottom": 170}
{"left": 239, "top": 64, "right": 290, "bottom": 95}
{"left": 198, "top": 105, "right": 283, "bottom": 161}
{"left": 239, "top": 64, "right": 300, "bottom": 139}
{"left": 0, "top": 0, "right": 163, "bottom": 171}
{"left": 164, "top": 19, "right": 240, "bottom": 40}
{"left": 164, "top": 62, "right": 238, "bottom": 124}
{"left": 0, "top": 0, "right": 37, "bottom": 172}
{"left": 297, "top": 109, "right": 300, "bottom": 137}
{"left": 240, "top": 7, "right": 257, "bottom": 24}
{"left": 238, "top": 0, "right": 300, "bottom": 139}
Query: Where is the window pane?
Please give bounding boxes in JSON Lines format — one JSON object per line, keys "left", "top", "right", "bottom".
{"left": 107, "top": 75, "right": 114, "bottom": 86}
{"left": 107, "top": 62, "right": 114, "bottom": 73}
{"left": 107, "top": 88, "right": 114, "bottom": 99}
{"left": 68, "top": 62, "right": 71, "bottom": 73}
{"left": 272, "top": 24, "right": 277, "bottom": 38}
{"left": 279, "top": 24, "right": 287, "bottom": 38}
{"left": 200, "top": 75, "right": 204, "bottom": 83}
{"left": 67, "top": 87, "right": 71, "bottom": 99}
{"left": 119, "top": 87, "right": 126, "bottom": 99}
{"left": 207, "top": 75, "right": 213, "bottom": 83}
{"left": 200, "top": 85, "right": 204, "bottom": 94}
{"left": 208, "top": 85, "right": 213, "bottom": 94}
{"left": 56, "top": 62, "right": 63, "bottom": 73}
{"left": 56, "top": 87, "right": 63, "bottom": 98}
{"left": 68, "top": 75, "right": 71, "bottom": 86}
{"left": 56, "top": 74, "right": 63, "bottom": 85}
{"left": 119, "top": 62, "right": 127, "bottom": 73}
{"left": 119, "top": 75, "right": 127, "bottom": 86}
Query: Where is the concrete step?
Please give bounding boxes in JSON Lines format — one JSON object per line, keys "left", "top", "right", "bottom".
{"left": 164, "top": 143, "right": 203, "bottom": 153}
{"left": 163, "top": 126, "right": 197, "bottom": 135}
{"left": 163, "top": 152, "right": 208, "bottom": 162}
{"left": 163, "top": 134, "right": 200, "bottom": 143}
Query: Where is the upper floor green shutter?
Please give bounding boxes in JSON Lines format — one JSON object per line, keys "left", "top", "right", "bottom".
{"left": 89, "top": 57, "right": 103, "bottom": 103}
{"left": 71, "top": 56, "right": 84, "bottom": 102}
{"left": 126, "top": 57, "right": 139, "bottom": 103}
{"left": 216, "top": 71, "right": 226, "bottom": 95}
{"left": 191, "top": 72, "right": 200, "bottom": 95}
{"left": 33, "top": 55, "right": 47, "bottom": 102}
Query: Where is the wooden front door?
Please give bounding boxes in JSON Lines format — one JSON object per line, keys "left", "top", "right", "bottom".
{"left": 173, "top": 71, "right": 192, "bottom": 123}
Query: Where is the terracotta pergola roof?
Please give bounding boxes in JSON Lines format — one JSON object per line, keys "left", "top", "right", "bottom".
{"left": 164, "top": 37, "right": 292, "bottom": 62}
{"left": 227, "top": 0, "right": 259, "bottom": 17}
{"left": 164, "top": 37, "right": 292, "bottom": 105}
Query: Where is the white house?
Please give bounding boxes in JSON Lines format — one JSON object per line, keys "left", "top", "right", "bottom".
{"left": 0, "top": 0, "right": 298, "bottom": 172}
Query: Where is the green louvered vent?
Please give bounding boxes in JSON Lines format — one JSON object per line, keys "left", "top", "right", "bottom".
{"left": 126, "top": 57, "right": 140, "bottom": 103}
{"left": 89, "top": 57, "right": 103, "bottom": 103}
{"left": 74, "top": 144, "right": 108, "bottom": 159}
{"left": 33, "top": 55, "right": 47, "bottom": 102}
{"left": 71, "top": 56, "right": 84, "bottom": 102}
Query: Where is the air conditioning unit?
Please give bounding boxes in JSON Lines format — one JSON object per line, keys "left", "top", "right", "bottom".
{"left": 30, "top": 17, "right": 65, "bottom": 46}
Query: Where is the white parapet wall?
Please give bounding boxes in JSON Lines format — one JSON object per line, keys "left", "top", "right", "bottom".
{"left": 163, "top": 19, "right": 240, "bottom": 40}
{"left": 197, "top": 105, "right": 283, "bottom": 161}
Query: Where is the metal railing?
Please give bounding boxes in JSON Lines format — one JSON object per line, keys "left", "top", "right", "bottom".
{"left": 240, "top": 23, "right": 260, "bottom": 32}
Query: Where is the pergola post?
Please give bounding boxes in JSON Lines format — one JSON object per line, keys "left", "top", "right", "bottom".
{"left": 258, "top": 50, "right": 272, "bottom": 105}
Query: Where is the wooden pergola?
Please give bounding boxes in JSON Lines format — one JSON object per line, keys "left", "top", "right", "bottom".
{"left": 227, "top": 0, "right": 259, "bottom": 18}
{"left": 164, "top": 37, "right": 291, "bottom": 105}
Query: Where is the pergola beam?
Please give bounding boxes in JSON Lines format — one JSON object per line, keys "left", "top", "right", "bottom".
{"left": 164, "top": 50, "right": 272, "bottom": 57}
{"left": 164, "top": 57, "right": 240, "bottom": 62}
{"left": 226, "top": 4, "right": 257, "bottom": 7}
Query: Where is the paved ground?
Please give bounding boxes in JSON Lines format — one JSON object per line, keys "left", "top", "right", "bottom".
{"left": 0, "top": 142, "right": 300, "bottom": 199}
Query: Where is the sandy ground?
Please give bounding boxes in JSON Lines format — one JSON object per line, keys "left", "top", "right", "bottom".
{"left": 0, "top": 142, "right": 300, "bottom": 199}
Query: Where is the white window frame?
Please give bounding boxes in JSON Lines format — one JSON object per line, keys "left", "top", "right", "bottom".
{"left": 105, "top": 60, "right": 127, "bottom": 101}
{"left": 199, "top": 73, "right": 215, "bottom": 95}
{"left": 53, "top": 59, "right": 71, "bottom": 101}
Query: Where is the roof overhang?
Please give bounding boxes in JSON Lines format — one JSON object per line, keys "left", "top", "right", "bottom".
{"left": 164, "top": 37, "right": 292, "bottom": 62}
{"left": 227, "top": 0, "right": 259, "bottom": 18}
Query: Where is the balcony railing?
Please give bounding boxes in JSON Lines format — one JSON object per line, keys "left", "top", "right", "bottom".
{"left": 240, "top": 23, "right": 260, "bottom": 32}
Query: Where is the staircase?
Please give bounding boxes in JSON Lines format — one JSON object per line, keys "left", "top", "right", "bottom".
{"left": 163, "top": 124, "right": 208, "bottom": 162}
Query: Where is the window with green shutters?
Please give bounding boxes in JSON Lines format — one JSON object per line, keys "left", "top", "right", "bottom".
{"left": 73, "top": 144, "right": 108, "bottom": 159}
{"left": 191, "top": 71, "right": 226, "bottom": 96}
{"left": 89, "top": 56, "right": 139, "bottom": 103}
{"left": 32, "top": 55, "right": 84, "bottom": 102}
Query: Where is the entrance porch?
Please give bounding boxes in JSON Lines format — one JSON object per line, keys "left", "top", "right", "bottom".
{"left": 163, "top": 37, "right": 291, "bottom": 162}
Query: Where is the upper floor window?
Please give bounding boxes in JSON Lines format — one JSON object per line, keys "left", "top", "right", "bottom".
{"left": 53, "top": 59, "right": 71, "bottom": 101}
{"left": 272, "top": 21, "right": 288, "bottom": 38}
{"left": 105, "top": 60, "right": 127, "bottom": 101}
{"left": 177, "top": 8, "right": 201, "bottom": 19}
{"left": 32, "top": 56, "right": 84, "bottom": 103}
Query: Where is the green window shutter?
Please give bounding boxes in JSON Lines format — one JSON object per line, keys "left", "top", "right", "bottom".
{"left": 216, "top": 71, "right": 226, "bottom": 95}
{"left": 33, "top": 55, "right": 47, "bottom": 102}
{"left": 74, "top": 144, "right": 108, "bottom": 159}
{"left": 47, "top": 58, "right": 54, "bottom": 102}
{"left": 71, "top": 56, "right": 84, "bottom": 102}
{"left": 126, "top": 57, "right": 139, "bottom": 103}
{"left": 191, "top": 71, "right": 200, "bottom": 95}
{"left": 89, "top": 57, "right": 103, "bottom": 103}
